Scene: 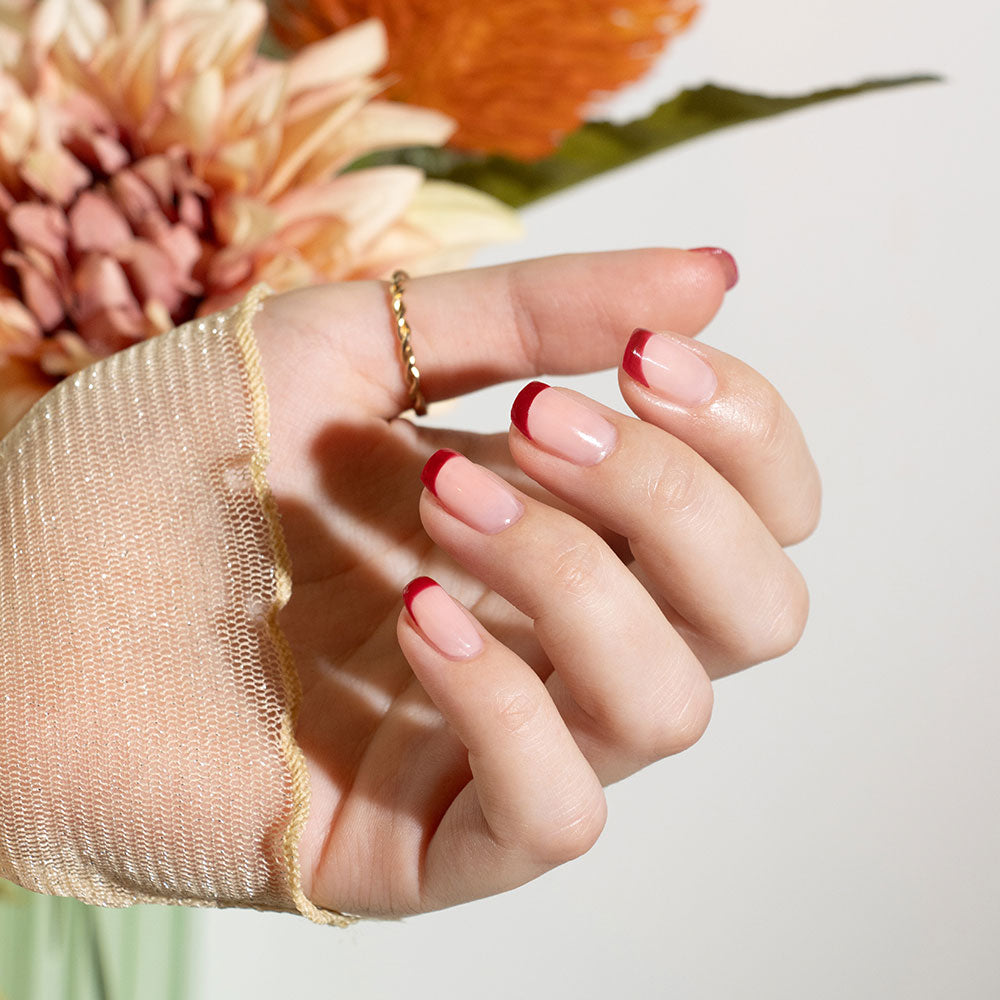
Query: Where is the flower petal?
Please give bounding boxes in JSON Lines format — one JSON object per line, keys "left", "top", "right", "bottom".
{"left": 219, "top": 61, "right": 287, "bottom": 140}
{"left": 37, "top": 329, "right": 102, "bottom": 375}
{"left": 285, "top": 19, "right": 387, "bottom": 97}
{"left": 111, "top": 17, "right": 161, "bottom": 123}
{"left": 210, "top": 121, "right": 283, "bottom": 195}
{"left": 148, "top": 66, "right": 224, "bottom": 153}
{"left": 7, "top": 202, "right": 69, "bottom": 260}
{"left": 2, "top": 247, "right": 66, "bottom": 331}
{"left": 31, "top": 0, "right": 111, "bottom": 60}
{"left": 0, "top": 80, "right": 36, "bottom": 164}
{"left": 75, "top": 305, "right": 145, "bottom": 352}
{"left": 68, "top": 189, "right": 133, "bottom": 254}
{"left": 272, "top": 165, "right": 423, "bottom": 259}
{"left": 0, "top": 23, "right": 26, "bottom": 71}
{"left": 331, "top": 100, "right": 455, "bottom": 156}
{"left": 0, "top": 295, "right": 43, "bottom": 358}
{"left": 258, "top": 84, "right": 375, "bottom": 201}
{"left": 212, "top": 195, "right": 276, "bottom": 247}
{"left": 20, "top": 143, "right": 91, "bottom": 205}
{"left": 157, "top": 0, "right": 264, "bottom": 79}
{"left": 203, "top": 245, "right": 253, "bottom": 291}
{"left": 292, "top": 101, "right": 456, "bottom": 184}
{"left": 71, "top": 252, "right": 140, "bottom": 323}
{"left": 118, "top": 239, "right": 190, "bottom": 315}
{"left": 351, "top": 179, "right": 523, "bottom": 278}
{"left": 109, "top": 167, "right": 159, "bottom": 229}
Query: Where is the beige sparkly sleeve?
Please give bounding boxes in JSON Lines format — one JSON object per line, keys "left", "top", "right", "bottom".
{"left": 0, "top": 286, "right": 356, "bottom": 927}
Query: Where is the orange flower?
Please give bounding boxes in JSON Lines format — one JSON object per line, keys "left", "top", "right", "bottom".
{"left": 0, "top": 0, "right": 520, "bottom": 437}
{"left": 269, "top": 0, "right": 700, "bottom": 159}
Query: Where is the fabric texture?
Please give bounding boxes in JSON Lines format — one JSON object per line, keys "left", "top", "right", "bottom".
{"left": 0, "top": 287, "right": 356, "bottom": 927}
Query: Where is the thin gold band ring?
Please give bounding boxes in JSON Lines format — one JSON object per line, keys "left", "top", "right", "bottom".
{"left": 388, "top": 269, "right": 427, "bottom": 416}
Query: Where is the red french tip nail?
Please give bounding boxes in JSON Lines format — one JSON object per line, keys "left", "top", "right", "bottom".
{"left": 623, "top": 329, "right": 654, "bottom": 387}
{"left": 403, "top": 575, "right": 438, "bottom": 617}
{"left": 421, "top": 449, "right": 460, "bottom": 496}
{"left": 510, "top": 380, "right": 549, "bottom": 439}
{"left": 689, "top": 247, "right": 739, "bottom": 290}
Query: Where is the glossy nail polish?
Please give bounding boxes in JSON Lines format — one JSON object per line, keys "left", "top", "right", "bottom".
{"left": 623, "top": 329, "right": 718, "bottom": 406}
{"left": 510, "top": 381, "right": 617, "bottom": 466}
{"left": 421, "top": 449, "right": 524, "bottom": 534}
{"left": 403, "top": 576, "right": 483, "bottom": 660}
{"left": 689, "top": 247, "right": 739, "bottom": 290}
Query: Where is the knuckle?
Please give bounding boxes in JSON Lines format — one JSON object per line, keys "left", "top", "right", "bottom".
{"left": 549, "top": 535, "right": 608, "bottom": 602}
{"left": 525, "top": 789, "right": 608, "bottom": 866}
{"left": 783, "top": 479, "right": 823, "bottom": 546}
{"left": 626, "top": 674, "right": 715, "bottom": 760}
{"left": 662, "top": 677, "right": 715, "bottom": 754}
{"left": 752, "top": 569, "right": 811, "bottom": 662}
{"left": 643, "top": 459, "right": 709, "bottom": 524}
{"left": 493, "top": 687, "right": 545, "bottom": 737}
{"left": 743, "top": 381, "right": 790, "bottom": 466}
{"left": 503, "top": 266, "right": 544, "bottom": 371}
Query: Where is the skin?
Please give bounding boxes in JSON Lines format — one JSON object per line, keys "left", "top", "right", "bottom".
{"left": 249, "top": 248, "right": 821, "bottom": 919}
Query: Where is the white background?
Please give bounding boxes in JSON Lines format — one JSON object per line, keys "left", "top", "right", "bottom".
{"left": 193, "top": 1, "right": 999, "bottom": 996}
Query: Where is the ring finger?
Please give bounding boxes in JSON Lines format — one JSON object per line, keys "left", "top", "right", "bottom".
{"left": 417, "top": 450, "right": 715, "bottom": 785}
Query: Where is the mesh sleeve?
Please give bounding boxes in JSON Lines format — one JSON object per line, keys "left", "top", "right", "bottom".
{"left": 0, "top": 286, "right": 356, "bottom": 927}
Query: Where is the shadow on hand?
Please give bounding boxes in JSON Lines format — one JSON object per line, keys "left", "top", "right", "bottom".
{"left": 270, "top": 417, "right": 537, "bottom": 835}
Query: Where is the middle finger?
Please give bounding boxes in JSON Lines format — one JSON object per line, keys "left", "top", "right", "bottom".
{"left": 507, "top": 382, "right": 809, "bottom": 674}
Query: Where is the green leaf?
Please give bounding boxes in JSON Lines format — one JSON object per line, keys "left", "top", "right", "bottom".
{"left": 359, "top": 76, "right": 940, "bottom": 207}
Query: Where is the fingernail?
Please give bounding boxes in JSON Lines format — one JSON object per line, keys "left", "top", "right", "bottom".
{"left": 623, "top": 329, "right": 718, "bottom": 406}
{"left": 689, "top": 247, "right": 739, "bottom": 290}
{"left": 403, "top": 576, "right": 484, "bottom": 660}
{"left": 510, "top": 381, "right": 617, "bottom": 467}
{"left": 421, "top": 449, "right": 524, "bottom": 534}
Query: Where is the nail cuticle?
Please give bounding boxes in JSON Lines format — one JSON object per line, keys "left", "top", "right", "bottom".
{"left": 622, "top": 328, "right": 718, "bottom": 407}
{"left": 420, "top": 448, "right": 461, "bottom": 497}
{"left": 403, "top": 576, "right": 484, "bottom": 660}
{"left": 421, "top": 449, "right": 524, "bottom": 534}
{"left": 402, "top": 575, "right": 438, "bottom": 618}
{"left": 510, "top": 380, "right": 548, "bottom": 441}
{"left": 510, "top": 382, "right": 617, "bottom": 467}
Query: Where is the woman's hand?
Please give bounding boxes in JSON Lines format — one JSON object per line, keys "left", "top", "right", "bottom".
{"left": 250, "top": 248, "right": 821, "bottom": 919}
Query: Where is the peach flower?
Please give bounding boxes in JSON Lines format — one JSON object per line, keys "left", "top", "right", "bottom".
{"left": 0, "top": 0, "right": 520, "bottom": 436}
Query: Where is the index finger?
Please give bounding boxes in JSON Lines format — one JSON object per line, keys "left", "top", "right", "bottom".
{"left": 270, "top": 248, "right": 733, "bottom": 417}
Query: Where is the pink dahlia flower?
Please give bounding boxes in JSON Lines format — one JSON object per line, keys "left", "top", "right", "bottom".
{"left": 0, "top": 0, "right": 520, "bottom": 435}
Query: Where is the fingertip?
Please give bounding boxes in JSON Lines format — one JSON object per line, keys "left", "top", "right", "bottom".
{"left": 510, "top": 381, "right": 549, "bottom": 440}
{"left": 627, "top": 247, "right": 729, "bottom": 336}
{"left": 402, "top": 575, "right": 439, "bottom": 619}
{"left": 688, "top": 247, "right": 739, "bottom": 291}
{"left": 420, "top": 449, "right": 460, "bottom": 497}
{"left": 400, "top": 576, "right": 484, "bottom": 661}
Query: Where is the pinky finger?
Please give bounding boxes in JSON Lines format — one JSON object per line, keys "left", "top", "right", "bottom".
{"left": 397, "top": 577, "right": 607, "bottom": 910}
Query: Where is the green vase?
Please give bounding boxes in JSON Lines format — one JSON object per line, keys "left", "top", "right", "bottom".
{"left": 0, "top": 881, "right": 191, "bottom": 1000}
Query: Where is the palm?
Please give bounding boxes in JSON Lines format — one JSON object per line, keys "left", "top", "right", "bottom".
{"left": 252, "top": 283, "right": 552, "bottom": 917}
{"left": 282, "top": 417, "right": 551, "bottom": 918}
{"left": 249, "top": 252, "right": 726, "bottom": 916}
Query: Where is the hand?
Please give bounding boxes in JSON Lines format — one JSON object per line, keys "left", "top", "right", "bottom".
{"left": 250, "top": 249, "right": 821, "bottom": 919}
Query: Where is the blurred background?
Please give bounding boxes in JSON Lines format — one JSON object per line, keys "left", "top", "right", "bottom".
{"left": 5, "top": 0, "right": 996, "bottom": 995}
{"left": 194, "top": 0, "right": 999, "bottom": 996}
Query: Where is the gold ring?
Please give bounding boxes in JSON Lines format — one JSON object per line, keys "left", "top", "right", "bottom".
{"left": 388, "top": 269, "right": 427, "bottom": 416}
